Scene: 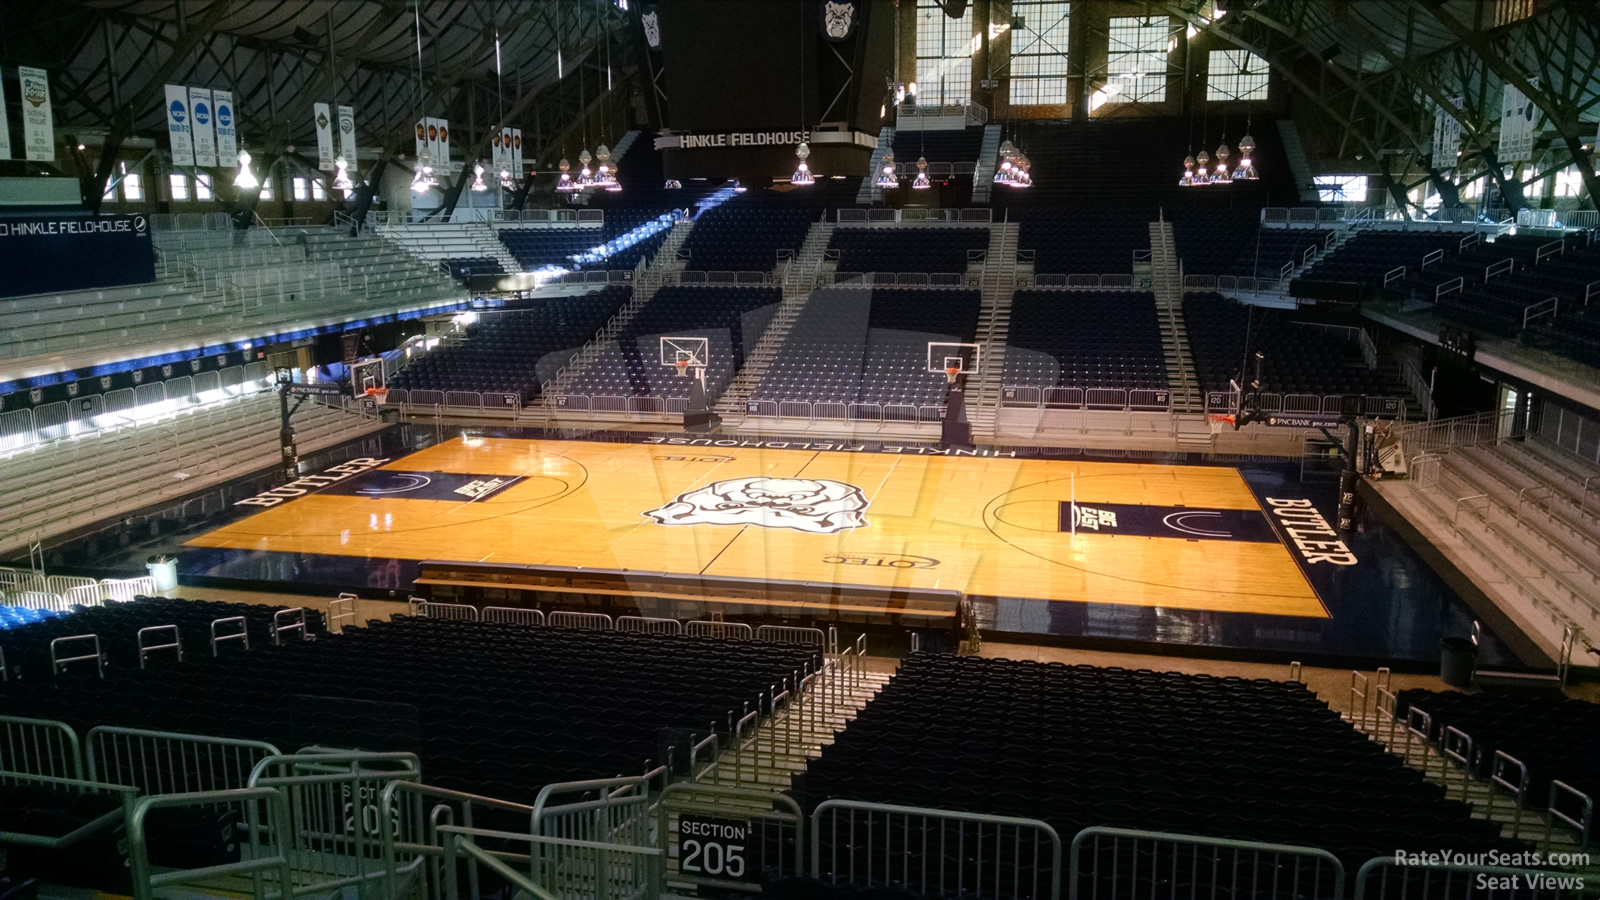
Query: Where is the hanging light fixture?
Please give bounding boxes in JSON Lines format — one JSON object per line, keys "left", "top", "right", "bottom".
{"left": 409, "top": 4, "right": 434, "bottom": 195}
{"left": 499, "top": 164, "right": 516, "bottom": 190}
{"left": 994, "top": 139, "right": 1017, "bottom": 186}
{"left": 791, "top": 142, "right": 814, "bottom": 185}
{"left": 1192, "top": 150, "right": 1211, "bottom": 187}
{"left": 595, "top": 144, "right": 618, "bottom": 189}
{"left": 1011, "top": 153, "right": 1032, "bottom": 188}
{"left": 1179, "top": 154, "right": 1198, "bottom": 187}
{"left": 471, "top": 162, "right": 489, "bottom": 192}
{"left": 912, "top": 156, "right": 931, "bottom": 190}
{"left": 575, "top": 148, "right": 594, "bottom": 188}
{"left": 876, "top": 150, "right": 900, "bottom": 189}
{"left": 555, "top": 157, "right": 578, "bottom": 193}
{"left": 1211, "top": 140, "right": 1233, "bottom": 184}
{"left": 234, "top": 149, "right": 259, "bottom": 190}
{"left": 664, "top": 179, "right": 683, "bottom": 190}
{"left": 1232, "top": 132, "right": 1258, "bottom": 180}
{"left": 332, "top": 156, "right": 355, "bottom": 194}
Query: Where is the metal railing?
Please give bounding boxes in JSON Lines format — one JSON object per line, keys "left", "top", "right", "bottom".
{"left": 1390, "top": 409, "right": 1512, "bottom": 457}
{"left": 529, "top": 776, "right": 657, "bottom": 900}
{"left": 1203, "top": 390, "right": 1405, "bottom": 419}
{"left": 1069, "top": 827, "right": 1344, "bottom": 900}
{"left": 129, "top": 787, "right": 292, "bottom": 900}
{"left": 812, "top": 800, "right": 1063, "bottom": 900}
{"left": 88, "top": 726, "right": 280, "bottom": 796}
{"left": 739, "top": 398, "right": 945, "bottom": 424}
{"left": 1000, "top": 385, "right": 1172, "bottom": 412}
{"left": 659, "top": 783, "right": 806, "bottom": 892}
{"left": 1030, "top": 273, "right": 1139, "bottom": 290}
{"left": 549, "top": 611, "right": 615, "bottom": 631}
{"left": 830, "top": 271, "right": 970, "bottom": 287}
{"left": 0, "top": 714, "right": 84, "bottom": 780}
{"left": 836, "top": 207, "right": 993, "bottom": 225}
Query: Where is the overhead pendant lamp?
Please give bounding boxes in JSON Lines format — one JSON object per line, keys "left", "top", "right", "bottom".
{"left": 791, "top": 141, "right": 815, "bottom": 185}
{"left": 1179, "top": 154, "right": 1197, "bottom": 187}
{"left": 411, "top": 150, "right": 437, "bottom": 193}
{"left": 499, "top": 166, "right": 516, "bottom": 190}
{"left": 555, "top": 157, "right": 578, "bottom": 193}
{"left": 471, "top": 162, "right": 489, "bottom": 191}
{"left": 1192, "top": 150, "right": 1211, "bottom": 187}
{"left": 994, "top": 139, "right": 1017, "bottom": 186}
{"left": 664, "top": 179, "right": 683, "bottom": 190}
{"left": 1211, "top": 141, "right": 1233, "bottom": 184}
{"left": 876, "top": 151, "right": 900, "bottom": 189}
{"left": 596, "top": 144, "right": 620, "bottom": 190}
{"left": 1233, "top": 133, "right": 1258, "bottom": 181}
{"left": 912, "top": 156, "right": 931, "bottom": 190}
{"left": 235, "top": 149, "right": 260, "bottom": 190}
{"left": 575, "top": 149, "right": 594, "bottom": 188}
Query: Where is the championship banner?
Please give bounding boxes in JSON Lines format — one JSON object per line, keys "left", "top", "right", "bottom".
{"left": 164, "top": 84, "right": 195, "bottom": 166}
{"left": 313, "top": 102, "right": 335, "bottom": 171}
{"left": 490, "top": 128, "right": 504, "bottom": 170}
{"left": 1499, "top": 81, "right": 1537, "bottom": 163}
{"left": 337, "top": 105, "right": 356, "bottom": 167}
{"left": 0, "top": 74, "right": 11, "bottom": 160}
{"left": 414, "top": 118, "right": 427, "bottom": 161}
{"left": 1432, "top": 98, "right": 1461, "bottom": 167}
{"left": 18, "top": 67, "right": 54, "bottom": 162}
{"left": 213, "top": 89, "right": 237, "bottom": 167}
{"left": 426, "top": 117, "right": 442, "bottom": 166}
{"left": 511, "top": 127, "right": 524, "bottom": 173}
{"left": 438, "top": 118, "right": 451, "bottom": 172}
{"left": 189, "top": 87, "right": 217, "bottom": 167}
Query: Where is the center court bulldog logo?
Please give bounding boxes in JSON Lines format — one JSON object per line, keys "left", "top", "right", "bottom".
{"left": 644, "top": 477, "right": 869, "bottom": 534}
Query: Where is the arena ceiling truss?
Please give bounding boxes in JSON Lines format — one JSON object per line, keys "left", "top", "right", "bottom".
{"left": 1161, "top": 0, "right": 1600, "bottom": 215}
{"left": 0, "top": 0, "right": 635, "bottom": 211}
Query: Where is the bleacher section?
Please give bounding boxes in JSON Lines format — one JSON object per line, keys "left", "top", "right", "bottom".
{"left": 1226, "top": 227, "right": 1335, "bottom": 280}
{"left": 827, "top": 227, "right": 988, "bottom": 274}
{"left": 891, "top": 127, "right": 984, "bottom": 165}
{"left": 796, "top": 655, "right": 1514, "bottom": 878}
{"left": 1171, "top": 209, "right": 1259, "bottom": 277}
{"left": 1, "top": 225, "right": 466, "bottom": 375}
{"left": 752, "top": 287, "right": 980, "bottom": 410}
{"left": 1015, "top": 208, "right": 1151, "bottom": 275}
{"left": 439, "top": 256, "right": 505, "bottom": 283}
{"left": 1184, "top": 293, "right": 1386, "bottom": 397}
{"left": 0, "top": 388, "right": 382, "bottom": 555}
{"left": 1003, "top": 291, "right": 1168, "bottom": 392}
{"left": 1432, "top": 234, "right": 1600, "bottom": 339}
{"left": 0, "top": 604, "right": 815, "bottom": 811}
{"left": 682, "top": 205, "right": 815, "bottom": 272}
{"left": 379, "top": 221, "right": 520, "bottom": 274}
{"left": 1293, "top": 231, "right": 1458, "bottom": 291}
{"left": 387, "top": 286, "right": 631, "bottom": 402}
{"left": 565, "top": 285, "right": 780, "bottom": 403}
{"left": 497, "top": 210, "right": 681, "bottom": 272}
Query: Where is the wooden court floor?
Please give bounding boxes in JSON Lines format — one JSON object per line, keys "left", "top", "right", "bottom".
{"left": 187, "top": 438, "right": 1328, "bottom": 618}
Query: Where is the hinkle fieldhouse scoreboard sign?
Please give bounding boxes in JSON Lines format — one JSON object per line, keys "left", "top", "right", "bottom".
{"left": 0, "top": 213, "right": 156, "bottom": 299}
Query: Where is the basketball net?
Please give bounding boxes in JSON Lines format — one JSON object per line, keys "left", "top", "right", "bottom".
{"left": 367, "top": 387, "right": 389, "bottom": 406}
{"left": 1208, "top": 413, "right": 1235, "bottom": 436}
{"left": 945, "top": 366, "right": 961, "bottom": 385}
{"left": 675, "top": 359, "right": 691, "bottom": 378}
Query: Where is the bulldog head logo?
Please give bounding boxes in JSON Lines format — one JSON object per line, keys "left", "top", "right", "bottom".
{"left": 644, "top": 477, "right": 869, "bottom": 534}
{"left": 641, "top": 11, "right": 661, "bottom": 48}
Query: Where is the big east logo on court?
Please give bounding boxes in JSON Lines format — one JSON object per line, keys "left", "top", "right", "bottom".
{"left": 644, "top": 477, "right": 869, "bottom": 534}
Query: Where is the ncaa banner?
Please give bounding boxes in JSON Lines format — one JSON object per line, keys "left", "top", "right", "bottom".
{"left": 313, "top": 102, "right": 335, "bottom": 171}
{"left": 213, "top": 89, "right": 237, "bottom": 167}
{"left": 18, "top": 66, "right": 54, "bottom": 162}
{"left": 1431, "top": 98, "right": 1461, "bottom": 168}
{"left": 164, "top": 84, "right": 195, "bottom": 166}
{"left": 1499, "top": 81, "right": 1537, "bottom": 163}
{"left": 188, "top": 87, "right": 217, "bottom": 167}
{"left": 0, "top": 74, "right": 11, "bottom": 159}
{"left": 337, "top": 105, "right": 356, "bottom": 167}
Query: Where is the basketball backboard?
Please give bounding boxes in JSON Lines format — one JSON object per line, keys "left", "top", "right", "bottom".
{"left": 659, "top": 336, "right": 709, "bottom": 376}
{"left": 926, "top": 342, "right": 980, "bottom": 375}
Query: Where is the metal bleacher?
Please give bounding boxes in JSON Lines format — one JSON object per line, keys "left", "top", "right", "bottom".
{"left": 1, "top": 220, "right": 468, "bottom": 377}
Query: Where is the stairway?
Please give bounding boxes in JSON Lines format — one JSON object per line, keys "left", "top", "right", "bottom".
{"left": 1276, "top": 119, "right": 1319, "bottom": 203}
{"left": 539, "top": 220, "right": 693, "bottom": 406}
{"left": 856, "top": 126, "right": 896, "bottom": 205}
{"left": 1348, "top": 698, "right": 1600, "bottom": 880}
{"left": 965, "top": 222, "right": 1019, "bottom": 439}
{"left": 700, "top": 654, "right": 891, "bottom": 790}
{"left": 468, "top": 221, "right": 522, "bottom": 273}
{"left": 1149, "top": 220, "right": 1202, "bottom": 416}
{"left": 969, "top": 125, "right": 1002, "bottom": 204}
{"left": 714, "top": 218, "right": 834, "bottom": 425}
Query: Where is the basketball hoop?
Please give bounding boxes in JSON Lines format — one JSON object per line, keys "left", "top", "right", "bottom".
{"left": 945, "top": 366, "right": 961, "bottom": 385}
{"left": 1207, "top": 413, "right": 1235, "bottom": 436}
{"left": 675, "top": 359, "right": 691, "bottom": 378}
{"left": 367, "top": 387, "right": 389, "bottom": 406}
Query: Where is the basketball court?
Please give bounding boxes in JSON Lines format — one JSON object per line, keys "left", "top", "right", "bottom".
{"left": 187, "top": 436, "right": 1330, "bottom": 618}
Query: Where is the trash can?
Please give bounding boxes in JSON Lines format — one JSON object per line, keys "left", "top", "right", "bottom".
{"left": 146, "top": 554, "right": 178, "bottom": 592}
{"left": 1439, "top": 636, "right": 1477, "bottom": 687}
